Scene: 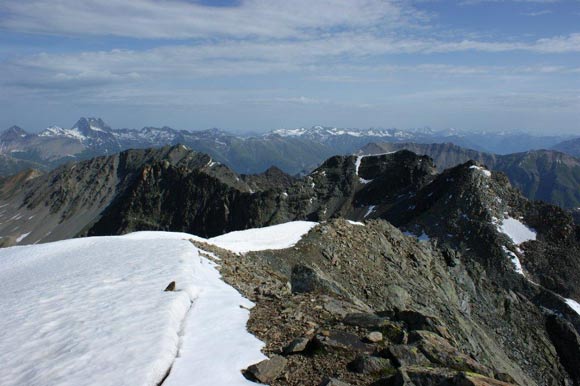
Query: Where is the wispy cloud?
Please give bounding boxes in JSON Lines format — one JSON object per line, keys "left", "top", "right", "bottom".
{"left": 0, "top": 0, "right": 578, "bottom": 132}
{"left": 460, "top": 0, "right": 559, "bottom": 5}
{"left": 521, "top": 9, "right": 553, "bottom": 16}
{"left": 3, "top": 31, "right": 580, "bottom": 90}
{"left": 0, "top": 0, "right": 424, "bottom": 39}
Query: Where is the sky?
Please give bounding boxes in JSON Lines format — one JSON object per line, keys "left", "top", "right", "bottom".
{"left": 0, "top": 0, "right": 579, "bottom": 134}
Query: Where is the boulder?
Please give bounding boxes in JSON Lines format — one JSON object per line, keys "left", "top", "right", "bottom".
{"left": 319, "top": 377, "right": 352, "bottom": 386}
{"left": 244, "top": 355, "right": 287, "bottom": 383}
{"left": 283, "top": 337, "right": 311, "bottom": 354}
{"left": 409, "top": 331, "right": 492, "bottom": 377}
{"left": 291, "top": 264, "right": 341, "bottom": 295}
{"left": 343, "top": 312, "right": 391, "bottom": 329}
{"left": 164, "top": 281, "right": 176, "bottom": 291}
{"left": 383, "top": 344, "right": 431, "bottom": 367}
{"left": 314, "top": 330, "right": 375, "bottom": 354}
{"left": 348, "top": 354, "right": 395, "bottom": 376}
{"left": 365, "top": 331, "right": 384, "bottom": 343}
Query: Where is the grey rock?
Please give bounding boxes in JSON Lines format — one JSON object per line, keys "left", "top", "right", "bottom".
{"left": 283, "top": 337, "right": 311, "bottom": 354}
{"left": 343, "top": 313, "right": 390, "bottom": 329}
{"left": 348, "top": 355, "right": 395, "bottom": 375}
{"left": 314, "top": 330, "right": 375, "bottom": 354}
{"left": 366, "top": 331, "right": 384, "bottom": 343}
{"left": 382, "top": 284, "right": 411, "bottom": 310}
{"left": 383, "top": 344, "right": 431, "bottom": 367}
{"left": 291, "top": 264, "right": 341, "bottom": 295}
{"left": 319, "top": 377, "right": 352, "bottom": 386}
{"left": 244, "top": 355, "right": 287, "bottom": 384}
{"left": 546, "top": 314, "right": 580, "bottom": 385}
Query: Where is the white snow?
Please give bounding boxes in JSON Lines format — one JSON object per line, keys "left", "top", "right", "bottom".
{"left": 0, "top": 232, "right": 267, "bottom": 386}
{"left": 39, "top": 126, "right": 87, "bottom": 141}
{"left": 364, "top": 205, "right": 376, "bottom": 218}
{"left": 15, "top": 232, "right": 30, "bottom": 243}
{"left": 347, "top": 220, "right": 365, "bottom": 226}
{"left": 208, "top": 221, "right": 317, "bottom": 253}
{"left": 565, "top": 298, "right": 580, "bottom": 316}
{"left": 502, "top": 246, "right": 525, "bottom": 275}
{"left": 89, "top": 125, "right": 106, "bottom": 133}
{"left": 498, "top": 217, "right": 537, "bottom": 245}
{"left": 0, "top": 221, "right": 322, "bottom": 386}
{"left": 354, "top": 155, "right": 363, "bottom": 176}
{"left": 354, "top": 155, "right": 373, "bottom": 183}
{"left": 469, "top": 165, "right": 492, "bottom": 177}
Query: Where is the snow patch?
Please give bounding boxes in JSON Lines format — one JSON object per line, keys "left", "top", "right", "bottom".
{"left": 15, "top": 232, "right": 30, "bottom": 243}
{"left": 565, "top": 298, "right": 580, "bottom": 316}
{"left": 364, "top": 205, "right": 376, "bottom": 218}
{"left": 354, "top": 155, "right": 363, "bottom": 176}
{"left": 469, "top": 165, "right": 491, "bottom": 177}
{"left": 498, "top": 217, "right": 536, "bottom": 245}
{"left": 347, "top": 220, "right": 365, "bottom": 226}
{"left": 208, "top": 221, "right": 318, "bottom": 253}
{"left": 502, "top": 246, "right": 525, "bottom": 275}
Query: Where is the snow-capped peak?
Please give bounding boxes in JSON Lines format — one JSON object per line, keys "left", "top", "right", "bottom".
{"left": 39, "top": 126, "right": 87, "bottom": 141}
{"left": 268, "top": 126, "right": 404, "bottom": 139}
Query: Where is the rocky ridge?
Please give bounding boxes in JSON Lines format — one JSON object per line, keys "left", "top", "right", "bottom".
{"left": 194, "top": 219, "right": 580, "bottom": 386}
{"left": 360, "top": 142, "right": 580, "bottom": 209}
{"left": 2, "top": 147, "right": 580, "bottom": 305}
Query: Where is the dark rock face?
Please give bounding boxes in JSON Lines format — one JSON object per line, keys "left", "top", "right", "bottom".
{"left": 0, "top": 146, "right": 440, "bottom": 244}
{"left": 361, "top": 141, "right": 580, "bottom": 209}
{"left": 545, "top": 314, "right": 580, "bottom": 385}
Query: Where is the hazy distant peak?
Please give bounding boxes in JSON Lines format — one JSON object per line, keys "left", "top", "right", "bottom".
{"left": 73, "top": 117, "right": 112, "bottom": 134}
{"left": 0, "top": 126, "right": 28, "bottom": 141}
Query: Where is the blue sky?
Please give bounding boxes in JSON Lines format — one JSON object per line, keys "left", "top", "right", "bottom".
{"left": 0, "top": 0, "right": 579, "bottom": 134}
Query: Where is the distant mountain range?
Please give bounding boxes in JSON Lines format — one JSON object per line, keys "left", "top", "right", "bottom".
{"left": 553, "top": 137, "right": 580, "bottom": 159}
{"left": 1, "top": 118, "right": 576, "bottom": 177}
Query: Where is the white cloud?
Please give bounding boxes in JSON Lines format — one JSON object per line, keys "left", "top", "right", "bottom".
{"left": 2, "top": 33, "right": 580, "bottom": 97}
{"left": 0, "top": 0, "right": 422, "bottom": 39}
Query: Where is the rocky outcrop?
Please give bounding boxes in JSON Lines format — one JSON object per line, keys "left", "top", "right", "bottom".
{"left": 196, "top": 219, "right": 579, "bottom": 386}
{"left": 360, "top": 142, "right": 580, "bottom": 209}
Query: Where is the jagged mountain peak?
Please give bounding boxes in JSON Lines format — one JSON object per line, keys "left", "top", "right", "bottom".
{"left": 0, "top": 126, "right": 28, "bottom": 141}
{"left": 73, "top": 117, "right": 111, "bottom": 132}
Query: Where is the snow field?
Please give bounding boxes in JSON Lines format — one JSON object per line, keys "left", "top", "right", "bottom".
{"left": 0, "top": 221, "right": 318, "bottom": 386}
{"left": 207, "top": 221, "right": 318, "bottom": 253}
{"left": 498, "top": 217, "right": 536, "bottom": 245}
